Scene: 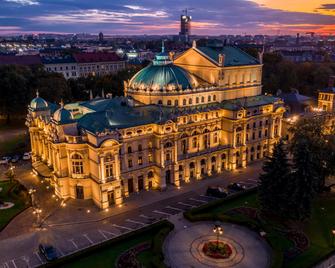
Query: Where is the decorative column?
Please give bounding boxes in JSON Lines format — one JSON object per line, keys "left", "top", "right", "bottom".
{"left": 207, "top": 156, "right": 212, "bottom": 176}
{"left": 100, "top": 155, "right": 105, "bottom": 183}
{"left": 173, "top": 140, "right": 180, "bottom": 187}
{"left": 114, "top": 153, "right": 121, "bottom": 180}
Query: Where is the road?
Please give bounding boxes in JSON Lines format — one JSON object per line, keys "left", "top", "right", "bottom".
{"left": 0, "top": 161, "right": 262, "bottom": 268}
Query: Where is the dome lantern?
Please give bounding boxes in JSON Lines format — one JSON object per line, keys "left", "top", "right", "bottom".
{"left": 29, "top": 90, "right": 49, "bottom": 111}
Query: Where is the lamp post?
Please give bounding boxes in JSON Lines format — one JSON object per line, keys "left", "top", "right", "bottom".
{"left": 33, "top": 207, "right": 42, "bottom": 227}
{"left": 28, "top": 188, "right": 36, "bottom": 207}
{"left": 213, "top": 224, "right": 223, "bottom": 249}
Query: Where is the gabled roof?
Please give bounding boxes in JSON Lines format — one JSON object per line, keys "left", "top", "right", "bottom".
{"left": 195, "top": 46, "right": 260, "bottom": 67}
{"left": 73, "top": 52, "right": 121, "bottom": 63}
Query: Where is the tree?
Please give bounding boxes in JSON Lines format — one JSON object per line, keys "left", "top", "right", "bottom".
{"left": 289, "top": 139, "right": 317, "bottom": 220}
{"left": 290, "top": 117, "right": 333, "bottom": 192}
{"left": 258, "top": 140, "right": 292, "bottom": 217}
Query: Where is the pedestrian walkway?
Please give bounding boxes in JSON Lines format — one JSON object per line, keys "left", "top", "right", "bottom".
{"left": 164, "top": 216, "right": 271, "bottom": 268}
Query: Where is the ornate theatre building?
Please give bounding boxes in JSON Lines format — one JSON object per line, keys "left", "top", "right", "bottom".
{"left": 26, "top": 42, "right": 285, "bottom": 209}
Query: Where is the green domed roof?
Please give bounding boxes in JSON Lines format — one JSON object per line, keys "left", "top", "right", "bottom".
{"left": 53, "top": 101, "right": 73, "bottom": 124}
{"left": 129, "top": 43, "right": 198, "bottom": 91}
{"left": 30, "top": 92, "right": 48, "bottom": 111}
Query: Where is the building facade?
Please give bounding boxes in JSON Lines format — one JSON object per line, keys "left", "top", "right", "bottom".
{"left": 27, "top": 44, "right": 285, "bottom": 209}
{"left": 42, "top": 52, "right": 126, "bottom": 79}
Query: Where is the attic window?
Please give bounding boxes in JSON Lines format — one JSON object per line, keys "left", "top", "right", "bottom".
{"left": 137, "top": 130, "right": 143, "bottom": 134}
{"left": 126, "top": 131, "right": 132, "bottom": 136}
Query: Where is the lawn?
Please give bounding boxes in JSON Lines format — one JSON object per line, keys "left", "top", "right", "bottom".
{"left": 0, "top": 180, "right": 30, "bottom": 230}
{"left": 56, "top": 221, "right": 173, "bottom": 268}
{"left": 185, "top": 190, "right": 335, "bottom": 268}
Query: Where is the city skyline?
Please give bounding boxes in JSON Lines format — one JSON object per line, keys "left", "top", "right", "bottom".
{"left": 0, "top": 0, "right": 335, "bottom": 36}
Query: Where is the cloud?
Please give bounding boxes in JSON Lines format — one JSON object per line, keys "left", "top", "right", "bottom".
{"left": 318, "top": 4, "right": 335, "bottom": 10}
{"left": 30, "top": 8, "right": 168, "bottom": 25}
{"left": 124, "top": 5, "right": 149, "bottom": 11}
{"left": 5, "top": 0, "right": 39, "bottom": 6}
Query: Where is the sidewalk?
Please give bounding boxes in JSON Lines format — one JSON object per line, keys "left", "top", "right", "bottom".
{"left": 0, "top": 161, "right": 262, "bottom": 238}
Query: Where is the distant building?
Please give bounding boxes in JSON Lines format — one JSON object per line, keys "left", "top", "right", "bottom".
{"left": 42, "top": 56, "right": 78, "bottom": 79}
{"left": 73, "top": 52, "right": 126, "bottom": 77}
{"left": 277, "top": 89, "right": 314, "bottom": 114}
{"left": 318, "top": 76, "right": 335, "bottom": 113}
{"left": 99, "top": 32, "right": 104, "bottom": 42}
{"left": 179, "top": 13, "right": 191, "bottom": 42}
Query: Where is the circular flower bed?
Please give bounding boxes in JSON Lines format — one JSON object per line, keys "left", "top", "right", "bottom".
{"left": 202, "top": 241, "right": 232, "bottom": 259}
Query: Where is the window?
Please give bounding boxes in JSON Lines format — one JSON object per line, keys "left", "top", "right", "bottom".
{"left": 72, "top": 154, "right": 83, "bottom": 174}
{"left": 274, "top": 126, "right": 278, "bottom": 136}
{"left": 253, "top": 122, "right": 256, "bottom": 128}
{"left": 201, "top": 96, "right": 205, "bottom": 103}
{"left": 214, "top": 133, "right": 218, "bottom": 143}
{"left": 138, "top": 144, "right": 142, "bottom": 152}
{"left": 175, "top": 100, "right": 178, "bottom": 106}
{"left": 166, "top": 153, "right": 171, "bottom": 161}
{"left": 252, "top": 132, "right": 255, "bottom": 140}
{"left": 247, "top": 124, "right": 250, "bottom": 130}
{"left": 127, "top": 146, "right": 132, "bottom": 154}
{"left": 128, "top": 159, "right": 133, "bottom": 168}
{"left": 265, "top": 129, "right": 268, "bottom": 137}
{"left": 213, "top": 95, "right": 216, "bottom": 101}
{"left": 208, "top": 95, "right": 211, "bottom": 102}
{"left": 265, "top": 120, "right": 268, "bottom": 126}
{"left": 189, "top": 98, "right": 193, "bottom": 105}
{"left": 138, "top": 156, "right": 143, "bottom": 165}
{"left": 105, "top": 164, "right": 113, "bottom": 178}
{"left": 192, "top": 137, "right": 197, "bottom": 148}
{"left": 167, "top": 100, "right": 172, "bottom": 106}
{"left": 158, "top": 100, "right": 162, "bottom": 105}
{"left": 258, "top": 130, "right": 262, "bottom": 138}
{"left": 259, "top": 121, "right": 263, "bottom": 127}
{"left": 183, "top": 99, "right": 187, "bottom": 105}
{"left": 196, "top": 97, "right": 199, "bottom": 104}
{"left": 246, "top": 133, "right": 249, "bottom": 141}
{"left": 236, "top": 134, "right": 241, "bottom": 145}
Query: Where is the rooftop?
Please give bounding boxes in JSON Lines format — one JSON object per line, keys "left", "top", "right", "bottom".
{"left": 73, "top": 52, "right": 122, "bottom": 63}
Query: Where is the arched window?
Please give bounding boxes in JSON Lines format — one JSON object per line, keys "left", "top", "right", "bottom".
{"left": 148, "top": 171, "right": 154, "bottom": 178}
{"left": 192, "top": 137, "right": 197, "bottom": 148}
{"left": 183, "top": 99, "right": 187, "bottom": 106}
{"left": 196, "top": 97, "right": 199, "bottom": 104}
{"left": 189, "top": 98, "right": 193, "bottom": 105}
{"left": 211, "top": 156, "right": 216, "bottom": 163}
{"left": 127, "top": 146, "right": 132, "bottom": 154}
{"left": 213, "top": 95, "right": 216, "bottom": 101}
{"left": 138, "top": 144, "right": 142, "bottom": 152}
{"left": 167, "top": 100, "right": 172, "bottom": 106}
{"left": 214, "top": 133, "right": 218, "bottom": 143}
{"left": 174, "top": 100, "right": 179, "bottom": 106}
{"left": 105, "top": 154, "right": 113, "bottom": 179}
{"left": 221, "top": 154, "right": 226, "bottom": 160}
{"left": 164, "top": 141, "right": 173, "bottom": 148}
{"left": 72, "top": 153, "right": 83, "bottom": 174}
{"left": 201, "top": 159, "right": 206, "bottom": 165}
{"left": 158, "top": 100, "right": 162, "bottom": 105}
{"left": 208, "top": 95, "right": 211, "bottom": 102}
{"left": 201, "top": 96, "right": 205, "bottom": 103}
{"left": 189, "top": 162, "right": 195, "bottom": 169}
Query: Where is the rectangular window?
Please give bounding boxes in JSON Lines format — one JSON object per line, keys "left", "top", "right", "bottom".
{"left": 105, "top": 164, "right": 113, "bottom": 178}
{"left": 72, "top": 161, "right": 83, "bottom": 174}
{"left": 128, "top": 159, "right": 133, "bottom": 168}
{"left": 138, "top": 156, "right": 143, "bottom": 165}
{"left": 258, "top": 130, "right": 262, "bottom": 138}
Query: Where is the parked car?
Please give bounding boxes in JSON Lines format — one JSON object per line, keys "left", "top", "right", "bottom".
{"left": 206, "top": 186, "right": 228, "bottom": 198}
{"left": 0, "top": 156, "right": 11, "bottom": 165}
{"left": 39, "top": 244, "right": 59, "bottom": 261}
{"left": 22, "top": 152, "right": 32, "bottom": 160}
{"left": 11, "top": 155, "right": 20, "bottom": 163}
{"left": 227, "top": 183, "right": 246, "bottom": 192}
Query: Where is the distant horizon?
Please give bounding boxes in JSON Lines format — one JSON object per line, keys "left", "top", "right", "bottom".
{"left": 0, "top": 0, "right": 335, "bottom": 36}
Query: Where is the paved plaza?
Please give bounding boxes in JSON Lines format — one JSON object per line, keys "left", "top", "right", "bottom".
{"left": 164, "top": 220, "right": 271, "bottom": 268}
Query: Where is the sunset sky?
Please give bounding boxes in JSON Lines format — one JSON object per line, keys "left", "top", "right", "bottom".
{"left": 0, "top": 0, "right": 334, "bottom": 35}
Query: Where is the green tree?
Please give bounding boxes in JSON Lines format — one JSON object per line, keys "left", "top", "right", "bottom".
{"left": 258, "top": 140, "right": 292, "bottom": 217}
{"left": 289, "top": 139, "right": 317, "bottom": 220}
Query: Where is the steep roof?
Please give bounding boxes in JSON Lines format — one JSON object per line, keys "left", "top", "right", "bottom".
{"left": 196, "top": 46, "right": 259, "bottom": 67}
{"left": 73, "top": 52, "right": 121, "bottom": 63}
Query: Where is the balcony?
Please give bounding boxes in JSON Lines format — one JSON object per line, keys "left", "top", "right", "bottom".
{"left": 178, "top": 145, "right": 230, "bottom": 161}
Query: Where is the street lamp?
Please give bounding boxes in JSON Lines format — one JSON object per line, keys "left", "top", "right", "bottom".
{"left": 213, "top": 224, "right": 223, "bottom": 249}
{"left": 33, "top": 207, "right": 42, "bottom": 226}
{"left": 28, "top": 188, "right": 36, "bottom": 207}
{"left": 331, "top": 228, "right": 335, "bottom": 246}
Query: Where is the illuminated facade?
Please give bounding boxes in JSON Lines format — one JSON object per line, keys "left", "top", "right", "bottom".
{"left": 27, "top": 43, "right": 285, "bottom": 209}
{"left": 318, "top": 76, "right": 335, "bottom": 113}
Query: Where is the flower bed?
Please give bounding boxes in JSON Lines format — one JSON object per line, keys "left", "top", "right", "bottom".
{"left": 202, "top": 241, "right": 232, "bottom": 259}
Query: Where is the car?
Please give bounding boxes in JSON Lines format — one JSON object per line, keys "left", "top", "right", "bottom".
{"left": 206, "top": 186, "right": 228, "bottom": 198}
{"left": 227, "top": 183, "right": 246, "bottom": 192}
{"left": 11, "top": 155, "right": 20, "bottom": 163}
{"left": 0, "top": 156, "right": 11, "bottom": 165}
{"left": 22, "top": 152, "right": 32, "bottom": 160}
{"left": 39, "top": 244, "right": 59, "bottom": 261}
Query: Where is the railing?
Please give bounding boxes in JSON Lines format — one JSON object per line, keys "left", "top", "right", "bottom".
{"left": 178, "top": 145, "right": 230, "bottom": 160}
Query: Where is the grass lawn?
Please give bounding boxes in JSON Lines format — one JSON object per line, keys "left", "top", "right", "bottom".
{"left": 186, "top": 190, "right": 335, "bottom": 268}
{"left": 60, "top": 223, "right": 172, "bottom": 268}
{"left": 0, "top": 180, "right": 30, "bottom": 230}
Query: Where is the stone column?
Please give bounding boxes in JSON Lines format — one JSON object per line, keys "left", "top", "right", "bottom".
{"left": 114, "top": 153, "right": 121, "bottom": 180}
{"left": 207, "top": 156, "right": 212, "bottom": 176}
{"left": 100, "top": 156, "right": 105, "bottom": 183}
